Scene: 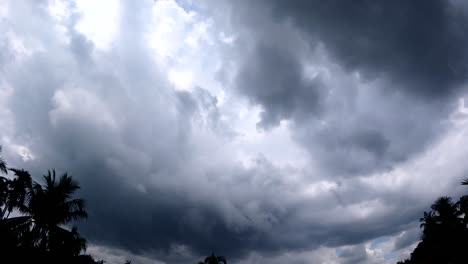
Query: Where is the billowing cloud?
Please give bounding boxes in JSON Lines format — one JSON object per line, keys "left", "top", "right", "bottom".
{"left": 2, "top": 0, "right": 468, "bottom": 264}
{"left": 221, "top": 0, "right": 466, "bottom": 175}
{"left": 263, "top": 0, "right": 468, "bottom": 97}
{"left": 236, "top": 43, "right": 323, "bottom": 130}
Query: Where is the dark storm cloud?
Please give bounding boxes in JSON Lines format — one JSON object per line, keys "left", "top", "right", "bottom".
{"left": 228, "top": 0, "right": 465, "bottom": 176}
{"left": 1, "top": 0, "right": 229, "bottom": 258}
{"left": 4, "top": 0, "right": 468, "bottom": 263}
{"left": 292, "top": 90, "right": 448, "bottom": 176}
{"left": 73, "top": 159, "right": 294, "bottom": 260}
{"left": 0, "top": 1, "right": 297, "bottom": 260}
{"left": 348, "top": 129, "right": 389, "bottom": 159}
{"left": 236, "top": 44, "right": 323, "bottom": 130}
{"left": 266, "top": 0, "right": 468, "bottom": 97}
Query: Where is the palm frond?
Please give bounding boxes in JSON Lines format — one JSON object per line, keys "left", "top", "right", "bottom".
{"left": 65, "top": 198, "right": 86, "bottom": 211}
{"left": 0, "top": 216, "right": 32, "bottom": 228}
{"left": 44, "top": 170, "right": 57, "bottom": 188}
{"left": 58, "top": 173, "right": 80, "bottom": 198}
{"left": 0, "top": 146, "right": 7, "bottom": 174}
{"left": 9, "top": 168, "right": 32, "bottom": 188}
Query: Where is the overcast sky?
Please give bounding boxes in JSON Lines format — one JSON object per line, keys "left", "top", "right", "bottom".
{"left": 2, "top": 0, "right": 468, "bottom": 263}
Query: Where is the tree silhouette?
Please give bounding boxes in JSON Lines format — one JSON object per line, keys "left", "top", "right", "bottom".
{"left": 0, "top": 146, "right": 7, "bottom": 174}
{"left": 49, "top": 226, "right": 87, "bottom": 257}
{"left": 457, "top": 194, "right": 468, "bottom": 226}
{"left": 0, "top": 147, "right": 103, "bottom": 263}
{"left": 397, "top": 182, "right": 468, "bottom": 263}
{"left": 0, "top": 146, "right": 9, "bottom": 216}
{"left": 0, "top": 176, "right": 8, "bottom": 212}
{"left": 1, "top": 168, "right": 32, "bottom": 219}
{"left": 419, "top": 211, "right": 435, "bottom": 239}
{"left": 1, "top": 171, "right": 96, "bottom": 262}
{"left": 198, "top": 253, "right": 227, "bottom": 264}
{"left": 21, "top": 170, "right": 87, "bottom": 251}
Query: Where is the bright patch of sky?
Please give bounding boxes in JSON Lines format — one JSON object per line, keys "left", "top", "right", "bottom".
{"left": 73, "top": 0, "right": 120, "bottom": 50}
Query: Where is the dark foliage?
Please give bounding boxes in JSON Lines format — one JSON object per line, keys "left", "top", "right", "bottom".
{"left": 0, "top": 146, "right": 103, "bottom": 264}
{"left": 198, "top": 253, "right": 227, "bottom": 264}
{"left": 397, "top": 184, "right": 468, "bottom": 264}
{"left": 0, "top": 146, "right": 7, "bottom": 174}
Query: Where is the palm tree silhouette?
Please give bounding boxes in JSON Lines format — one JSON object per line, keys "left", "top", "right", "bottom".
{"left": 430, "top": 196, "right": 461, "bottom": 223}
{"left": 49, "top": 226, "right": 87, "bottom": 257}
{"left": 0, "top": 146, "right": 7, "bottom": 174}
{"left": 20, "top": 170, "right": 87, "bottom": 251}
{"left": 419, "top": 211, "right": 435, "bottom": 229}
{"left": 0, "top": 147, "right": 102, "bottom": 263}
{"left": 198, "top": 253, "right": 227, "bottom": 264}
{"left": 1, "top": 168, "right": 32, "bottom": 219}
{"left": 458, "top": 194, "right": 468, "bottom": 228}
{"left": 0, "top": 176, "right": 8, "bottom": 212}
{"left": 0, "top": 146, "right": 9, "bottom": 215}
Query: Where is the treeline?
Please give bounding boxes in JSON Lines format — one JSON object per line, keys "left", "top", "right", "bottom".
{"left": 0, "top": 146, "right": 104, "bottom": 263}
{"left": 397, "top": 181, "right": 468, "bottom": 264}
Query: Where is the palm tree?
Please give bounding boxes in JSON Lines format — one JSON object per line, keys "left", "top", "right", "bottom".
{"left": 198, "top": 253, "right": 227, "bottom": 264}
{"left": 430, "top": 196, "right": 460, "bottom": 223}
{"left": 419, "top": 211, "right": 437, "bottom": 240}
{"left": 0, "top": 177, "right": 8, "bottom": 210}
{"left": 419, "top": 211, "right": 436, "bottom": 229}
{"left": 0, "top": 216, "right": 31, "bottom": 250}
{"left": 459, "top": 195, "right": 468, "bottom": 227}
{"left": 0, "top": 146, "right": 8, "bottom": 212}
{"left": 0, "top": 146, "right": 7, "bottom": 174}
{"left": 49, "top": 226, "right": 87, "bottom": 257}
{"left": 20, "top": 170, "right": 87, "bottom": 251}
{"left": 1, "top": 168, "right": 32, "bottom": 219}
{"left": 399, "top": 180, "right": 468, "bottom": 263}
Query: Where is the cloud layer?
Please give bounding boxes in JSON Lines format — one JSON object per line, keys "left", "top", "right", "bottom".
{"left": 2, "top": 0, "right": 468, "bottom": 263}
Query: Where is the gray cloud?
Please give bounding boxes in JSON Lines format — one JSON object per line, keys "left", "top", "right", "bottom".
{"left": 2, "top": 0, "right": 468, "bottom": 263}
{"left": 293, "top": 87, "right": 450, "bottom": 176}
{"left": 0, "top": 1, "right": 292, "bottom": 260}
{"left": 265, "top": 0, "right": 468, "bottom": 97}
{"left": 236, "top": 44, "right": 323, "bottom": 130}
{"left": 393, "top": 227, "right": 420, "bottom": 251}
{"left": 339, "top": 244, "right": 368, "bottom": 264}
{"left": 225, "top": 0, "right": 463, "bottom": 175}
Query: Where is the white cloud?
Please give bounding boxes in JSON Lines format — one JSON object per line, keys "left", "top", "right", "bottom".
{"left": 49, "top": 87, "right": 118, "bottom": 129}
{"left": 74, "top": 0, "right": 120, "bottom": 50}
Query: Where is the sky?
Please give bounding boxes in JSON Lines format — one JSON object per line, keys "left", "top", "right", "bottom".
{"left": 1, "top": 0, "right": 468, "bottom": 263}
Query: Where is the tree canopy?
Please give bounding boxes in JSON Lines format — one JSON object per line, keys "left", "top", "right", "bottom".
{"left": 397, "top": 180, "right": 468, "bottom": 264}
{"left": 0, "top": 148, "right": 101, "bottom": 264}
